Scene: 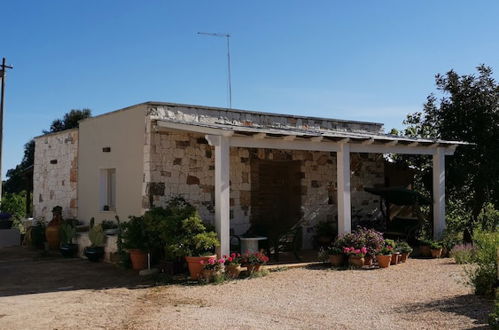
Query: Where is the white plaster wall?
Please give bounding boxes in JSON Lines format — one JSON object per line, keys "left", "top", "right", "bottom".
{"left": 77, "top": 105, "right": 147, "bottom": 223}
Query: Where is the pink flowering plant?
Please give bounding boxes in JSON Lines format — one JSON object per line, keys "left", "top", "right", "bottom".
{"left": 241, "top": 252, "right": 270, "bottom": 265}
{"left": 343, "top": 246, "right": 368, "bottom": 257}
{"left": 199, "top": 257, "right": 225, "bottom": 271}
{"left": 223, "top": 252, "right": 242, "bottom": 266}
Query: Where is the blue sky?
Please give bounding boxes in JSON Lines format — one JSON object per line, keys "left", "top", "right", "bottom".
{"left": 1, "top": 1, "right": 499, "bottom": 176}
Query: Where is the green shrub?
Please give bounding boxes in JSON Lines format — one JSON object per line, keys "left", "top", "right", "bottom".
{"left": 1, "top": 192, "right": 27, "bottom": 231}
{"left": 450, "top": 244, "right": 476, "bottom": 264}
{"left": 489, "top": 298, "right": 499, "bottom": 329}
{"left": 478, "top": 203, "right": 499, "bottom": 232}
{"left": 121, "top": 216, "right": 148, "bottom": 251}
{"left": 465, "top": 230, "right": 499, "bottom": 296}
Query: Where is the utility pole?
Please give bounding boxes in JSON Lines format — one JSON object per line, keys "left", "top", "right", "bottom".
{"left": 197, "top": 32, "right": 232, "bottom": 109}
{"left": 0, "top": 58, "right": 13, "bottom": 198}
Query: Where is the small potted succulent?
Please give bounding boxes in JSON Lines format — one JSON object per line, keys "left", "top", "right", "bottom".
{"left": 430, "top": 241, "right": 443, "bottom": 258}
{"left": 199, "top": 257, "right": 225, "bottom": 282}
{"left": 224, "top": 253, "right": 242, "bottom": 279}
{"left": 84, "top": 218, "right": 106, "bottom": 262}
{"left": 396, "top": 241, "right": 413, "bottom": 262}
{"left": 343, "top": 246, "right": 367, "bottom": 268}
{"left": 328, "top": 246, "right": 345, "bottom": 267}
{"left": 376, "top": 245, "right": 393, "bottom": 268}
{"left": 241, "top": 252, "right": 269, "bottom": 273}
{"left": 59, "top": 219, "right": 78, "bottom": 258}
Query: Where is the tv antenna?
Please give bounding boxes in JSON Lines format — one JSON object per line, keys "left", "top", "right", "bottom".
{"left": 197, "top": 32, "right": 232, "bottom": 109}
{"left": 0, "top": 57, "right": 13, "bottom": 198}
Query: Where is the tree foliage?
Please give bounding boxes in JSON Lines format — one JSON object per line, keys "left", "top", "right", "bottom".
{"left": 3, "top": 109, "right": 92, "bottom": 194}
{"left": 398, "top": 65, "right": 499, "bottom": 239}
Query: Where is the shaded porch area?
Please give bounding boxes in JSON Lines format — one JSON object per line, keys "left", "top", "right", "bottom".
{"left": 156, "top": 119, "right": 465, "bottom": 257}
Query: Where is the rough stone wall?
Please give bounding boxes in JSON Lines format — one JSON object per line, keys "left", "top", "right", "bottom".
{"left": 143, "top": 129, "right": 385, "bottom": 248}
{"left": 147, "top": 104, "right": 383, "bottom": 133}
{"left": 33, "top": 129, "right": 79, "bottom": 221}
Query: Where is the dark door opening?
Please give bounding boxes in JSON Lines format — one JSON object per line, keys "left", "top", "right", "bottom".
{"left": 250, "top": 160, "right": 302, "bottom": 245}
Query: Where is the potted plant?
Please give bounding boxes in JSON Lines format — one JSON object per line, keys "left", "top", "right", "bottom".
{"left": 224, "top": 253, "right": 242, "bottom": 279}
{"left": 199, "top": 257, "right": 225, "bottom": 282}
{"left": 241, "top": 252, "right": 269, "bottom": 273}
{"left": 419, "top": 238, "right": 433, "bottom": 257}
{"left": 121, "top": 216, "right": 148, "bottom": 270}
{"left": 59, "top": 219, "right": 78, "bottom": 258}
{"left": 344, "top": 246, "right": 367, "bottom": 268}
{"left": 328, "top": 246, "right": 345, "bottom": 267}
{"left": 396, "top": 241, "right": 413, "bottom": 262}
{"left": 102, "top": 220, "right": 119, "bottom": 236}
{"left": 376, "top": 245, "right": 393, "bottom": 268}
{"left": 84, "top": 218, "right": 105, "bottom": 262}
{"left": 385, "top": 239, "right": 400, "bottom": 265}
{"left": 313, "top": 220, "right": 337, "bottom": 248}
{"left": 335, "top": 227, "right": 384, "bottom": 266}
{"left": 430, "top": 241, "right": 443, "bottom": 258}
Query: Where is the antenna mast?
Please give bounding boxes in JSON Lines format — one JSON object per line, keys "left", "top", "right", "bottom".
{"left": 197, "top": 32, "right": 232, "bottom": 109}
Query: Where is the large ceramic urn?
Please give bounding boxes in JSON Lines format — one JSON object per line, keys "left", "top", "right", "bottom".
{"left": 45, "top": 206, "right": 63, "bottom": 250}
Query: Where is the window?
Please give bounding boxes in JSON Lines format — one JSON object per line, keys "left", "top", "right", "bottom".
{"left": 100, "top": 169, "right": 116, "bottom": 211}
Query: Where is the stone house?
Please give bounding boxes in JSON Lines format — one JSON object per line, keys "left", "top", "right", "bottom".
{"left": 33, "top": 102, "right": 465, "bottom": 255}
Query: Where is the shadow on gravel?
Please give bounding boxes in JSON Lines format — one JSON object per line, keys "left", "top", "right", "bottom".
{"left": 0, "top": 247, "right": 153, "bottom": 298}
{"left": 397, "top": 294, "right": 492, "bottom": 328}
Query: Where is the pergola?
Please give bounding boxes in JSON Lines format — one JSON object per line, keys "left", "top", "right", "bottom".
{"left": 156, "top": 119, "right": 467, "bottom": 256}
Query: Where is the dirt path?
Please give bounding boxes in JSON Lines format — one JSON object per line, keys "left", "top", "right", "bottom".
{"left": 0, "top": 249, "right": 492, "bottom": 329}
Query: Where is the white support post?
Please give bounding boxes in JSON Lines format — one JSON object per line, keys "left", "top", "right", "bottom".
{"left": 433, "top": 147, "right": 446, "bottom": 240}
{"left": 213, "top": 135, "right": 231, "bottom": 257}
{"left": 337, "top": 143, "right": 351, "bottom": 235}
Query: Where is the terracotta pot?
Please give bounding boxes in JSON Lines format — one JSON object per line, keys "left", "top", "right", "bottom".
{"left": 200, "top": 269, "right": 220, "bottom": 282}
{"left": 376, "top": 254, "right": 392, "bottom": 268}
{"left": 246, "top": 264, "right": 261, "bottom": 273}
{"left": 441, "top": 248, "right": 449, "bottom": 258}
{"left": 225, "top": 265, "right": 242, "bottom": 279}
{"left": 185, "top": 255, "right": 217, "bottom": 280}
{"left": 431, "top": 248, "right": 443, "bottom": 258}
{"left": 420, "top": 245, "right": 431, "bottom": 257}
{"left": 45, "top": 225, "right": 60, "bottom": 250}
{"left": 129, "top": 249, "right": 148, "bottom": 270}
{"left": 399, "top": 252, "right": 411, "bottom": 263}
{"left": 348, "top": 255, "right": 365, "bottom": 268}
{"left": 329, "top": 254, "right": 344, "bottom": 267}
{"left": 390, "top": 252, "right": 401, "bottom": 265}
{"left": 364, "top": 256, "right": 374, "bottom": 266}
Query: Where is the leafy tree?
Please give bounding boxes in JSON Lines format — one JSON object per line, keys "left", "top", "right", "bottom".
{"left": 400, "top": 65, "right": 499, "bottom": 240}
{"left": 3, "top": 109, "right": 92, "bottom": 194}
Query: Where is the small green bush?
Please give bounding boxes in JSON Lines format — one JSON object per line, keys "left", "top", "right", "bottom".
{"left": 450, "top": 244, "right": 476, "bottom": 264}
{"left": 465, "top": 230, "right": 499, "bottom": 296}
{"left": 489, "top": 298, "right": 499, "bottom": 329}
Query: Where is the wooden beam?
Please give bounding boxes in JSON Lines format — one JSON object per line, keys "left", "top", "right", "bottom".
{"left": 283, "top": 135, "right": 296, "bottom": 141}
{"left": 156, "top": 120, "right": 233, "bottom": 137}
{"left": 253, "top": 132, "right": 266, "bottom": 139}
{"left": 311, "top": 136, "right": 323, "bottom": 142}
{"left": 362, "top": 138, "right": 375, "bottom": 145}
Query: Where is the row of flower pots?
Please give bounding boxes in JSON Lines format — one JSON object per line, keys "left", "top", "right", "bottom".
{"left": 193, "top": 252, "right": 269, "bottom": 282}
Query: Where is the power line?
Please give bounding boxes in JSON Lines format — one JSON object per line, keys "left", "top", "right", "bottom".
{"left": 197, "top": 32, "right": 232, "bottom": 109}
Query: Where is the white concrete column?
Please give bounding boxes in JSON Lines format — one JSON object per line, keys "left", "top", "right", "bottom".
{"left": 433, "top": 147, "right": 446, "bottom": 240}
{"left": 213, "top": 135, "right": 231, "bottom": 257}
{"left": 337, "top": 143, "right": 351, "bottom": 234}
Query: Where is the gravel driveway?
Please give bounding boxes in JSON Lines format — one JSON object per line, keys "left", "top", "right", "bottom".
{"left": 0, "top": 251, "right": 492, "bottom": 329}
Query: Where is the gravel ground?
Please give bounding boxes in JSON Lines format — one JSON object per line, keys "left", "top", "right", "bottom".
{"left": 0, "top": 256, "right": 492, "bottom": 329}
